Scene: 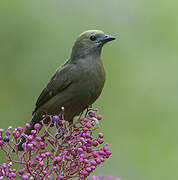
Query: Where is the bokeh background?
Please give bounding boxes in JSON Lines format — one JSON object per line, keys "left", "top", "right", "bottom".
{"left": 0, "top": 0, "right": 178, "bottom": 179}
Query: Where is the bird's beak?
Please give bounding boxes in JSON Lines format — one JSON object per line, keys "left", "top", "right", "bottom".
{"left": 100, "top": 35, "right": 116, "bottom": 44}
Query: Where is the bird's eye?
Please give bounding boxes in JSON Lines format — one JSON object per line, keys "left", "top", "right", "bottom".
{"left": 90, "top": 35, "right": 96, "bottom": 41}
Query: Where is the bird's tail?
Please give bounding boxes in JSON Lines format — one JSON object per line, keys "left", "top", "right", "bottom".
{"left": 18, "top": 112, "right": 42, "bottom": 151}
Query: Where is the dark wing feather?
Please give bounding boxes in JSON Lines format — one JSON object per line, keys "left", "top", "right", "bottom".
{"left": 33, "top": 64, "right": 73, "bottom": 114}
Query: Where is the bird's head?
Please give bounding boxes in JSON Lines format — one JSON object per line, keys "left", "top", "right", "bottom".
{"left": 71, "top": 30, "right": 115, "bottom": 59}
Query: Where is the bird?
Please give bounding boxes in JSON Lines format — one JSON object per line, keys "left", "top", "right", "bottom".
{"left": 18, "top": 30, "right": 115, "bottom": 150}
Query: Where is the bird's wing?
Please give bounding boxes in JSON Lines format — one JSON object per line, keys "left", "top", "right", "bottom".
{"left": 33, "top": 64, "right": 73, "bottom": 114}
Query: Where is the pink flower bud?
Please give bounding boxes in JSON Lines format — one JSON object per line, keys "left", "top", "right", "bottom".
{"left": 85, "top": 167, "right": 92, "bottom": 172}
{"left": 91, "top": 166, "right": 96, "bottom": 170}
{"left": 80, "top": 153, "right": 87, "bottom": 159}
{"left": 88, "top": 110, "right": 95, "bottom": 117}
{"left": 27, "top": 144, "right": 34, "bottom": 151}
{"left": 90, "top": 160, "right": 97, "bottom": 166}
{"left": 103, "top": 146, "right": 109, "bottom": 151}
{"left": 0, "top": 129, "right": 4, "bottom": 133}
{"left": 86, "top": 147, "right": 92, "bottom": 153}
{"left": 39, "top": 161, "right": 44, "bottom": 167}
{"left": 18, "top": 169, "right": 25, "bottom": 175}
{"left": 61, "top": 120, "right": 65, "bottom": 124}
{"left": 39, "top": 142, "right": 46, "bottom": 149}
{"left": 6, "top": 130, "right": 11, "bottom": 136}
{"left": 31, "top": 141, "right": 37, "bottom": 147}
{"left": 27, "top": 135, "right": 34, "bottom": 141}
{"left": 41, "top": 153, "right": 46, "bottom": 159}
{"left": 91, "top": 121, "right": 96, "bottom": 126}
{"left": 52, "top": 115, "right": 60, "bottom": 122}
{"left": 34, "top": 123, "right": 41, "bottom": 130}
{"left": 83, "top": 118, "right": 88, "bottom": 122}
{"left": 31, "top": 130, "right": 37, "bottom": 134}
{"left": 42, "top": 170, "right": 48, "bottom": 175}
{"left": 83, "top": 159, "right": 89, "bottom": 164}
{"left": 92, "top": 140, "right": 98, "bottom": 147}
{"left": 98, "top": 138, "right": 104, "bottom": 144}
{"left": 97, "top": 115, "right": 102, "bottom": 120}
{"left": 86, "top": 138, "right": 92, "bottom": 144}
{"left": 85, "top": 122, "right": 92, "bottom": 128}
{"left": 35, "top": 136, "right": 42, "bottom": 142}
{"left": 106, "top": 150, "right": 112, "bottom": 156}
{"left": 45, "top": 152, "right": 51, "bottom": 157}
{"left": 81, "top": 171, "right": 88, "bottom": 176}
{"left": 99, "top": 150, "right": 104, "bottom": 155}
{"left": 71, "top": 150, "right": 77, "bottom": 156}
{"left": 85, "top": 133, "right": 91, "bottom": 138}
{"left": 17, "top": 126, "right": 23, "bottom": 132}
{"left": 98, "top": 133, "right": 104, "bottom": 138}
{"left": 25, "top": 123, "right": 31, "bottom": 129}
{"left": 54, "top": 156, "right": 62, "bottom": 164}
{"left": 21, "top": 175, "right": 28, "bottom": 180}
{"left": 92, "top": 151, "right": 98, "bottom": 158}
{"left": 30, "top": 161, "right": 37, "bottom": 167}
{"left": 96, "top": 158, "right": 101, "bottom": 164}
{"left": 105, "top": 155, "right": 110, "bottom": 158}
{"left": 78, "top": 148, "right": 83, "bottom": 152}
{"left": 13, "top": 131, "right": 20, "bottom": 138}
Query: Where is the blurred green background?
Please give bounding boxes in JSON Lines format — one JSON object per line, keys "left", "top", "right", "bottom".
{"left": 0, "top": 0, "right": 178, "bottom": 179}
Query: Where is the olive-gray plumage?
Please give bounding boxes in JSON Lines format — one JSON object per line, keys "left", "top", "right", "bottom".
{"left": 18, "top": 30, "right": 115, "bottom": 150}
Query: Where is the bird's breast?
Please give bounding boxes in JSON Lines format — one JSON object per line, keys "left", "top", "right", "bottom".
{"left": 76, "top": 58, "right": 105, "bottom": 105}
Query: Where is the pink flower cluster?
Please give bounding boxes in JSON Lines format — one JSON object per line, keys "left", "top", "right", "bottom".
{"left": 0, "top": 108, "right": 112, "bottom": 179}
